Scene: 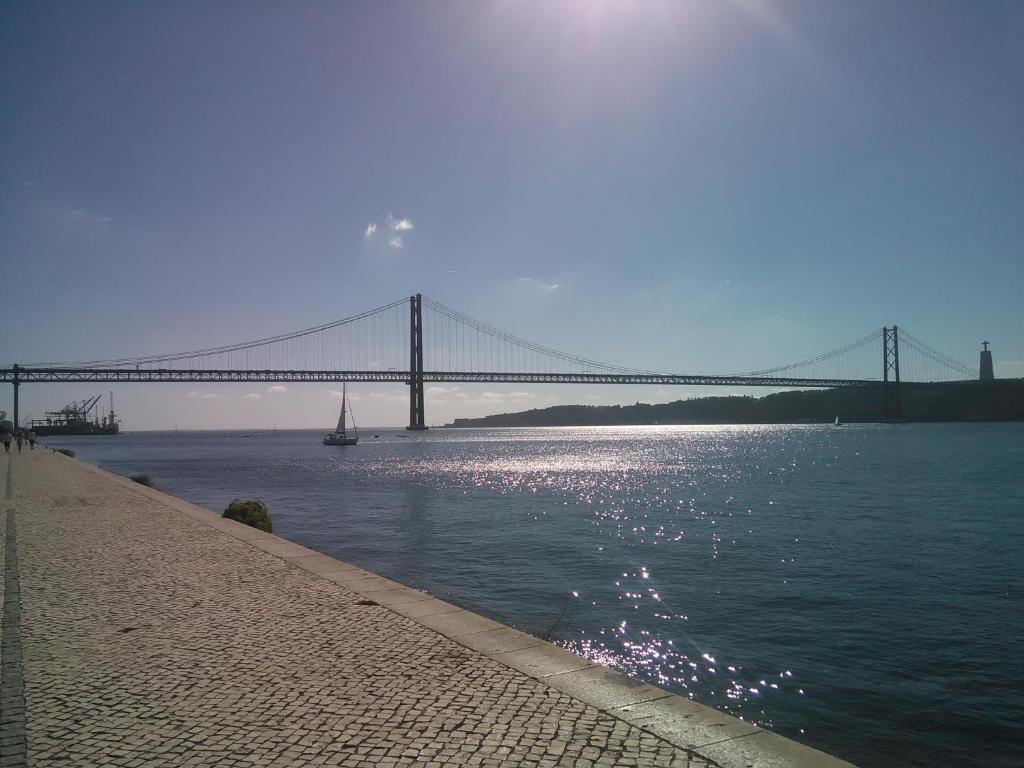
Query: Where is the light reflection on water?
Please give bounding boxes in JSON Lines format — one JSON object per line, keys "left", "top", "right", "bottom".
{"left": 49, "top": 423, "right": 1024, "bottom": 768}
{"left": 361, "top": 426, "right": 820, "bottom": 729}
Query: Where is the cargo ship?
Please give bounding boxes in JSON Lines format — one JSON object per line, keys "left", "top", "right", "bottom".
{"left": 30, "top": 392, "right": 120, "bottom": 436}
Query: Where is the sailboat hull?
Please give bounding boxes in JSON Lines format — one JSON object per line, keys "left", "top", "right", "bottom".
{"left": 323, "top": 433, "right": 358, "bottom": 446}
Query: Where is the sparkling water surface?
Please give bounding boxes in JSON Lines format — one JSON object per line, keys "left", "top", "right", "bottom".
{"left": 47, "top": 424, "right": 1024, "bottom": 767}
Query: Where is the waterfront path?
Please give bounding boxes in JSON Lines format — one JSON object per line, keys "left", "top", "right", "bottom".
{"left": 0, "top": 450, "right": 851, "bottom": 768}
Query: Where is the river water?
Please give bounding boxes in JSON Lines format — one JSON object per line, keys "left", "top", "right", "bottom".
{"left": 45, "top": 424, "right": 1023, "bottom": 767}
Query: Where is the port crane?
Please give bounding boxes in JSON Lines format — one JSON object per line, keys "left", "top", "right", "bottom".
{"left": 29, "top": 392, "right": 120, "bottom": 434}
{"left": 47, "top": 395, "right": 104, "bottom": 424}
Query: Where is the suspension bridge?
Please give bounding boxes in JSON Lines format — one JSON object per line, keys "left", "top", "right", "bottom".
{"left": 1, "top": 294, "right": 986, "bottom": 429}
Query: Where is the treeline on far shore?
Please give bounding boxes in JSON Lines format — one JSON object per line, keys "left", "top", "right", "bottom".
{"left": 444, "top": 381, "right": 1024, "bottom": 428}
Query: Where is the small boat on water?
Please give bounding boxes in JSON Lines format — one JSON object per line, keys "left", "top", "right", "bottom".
{"left": 834, "top": 414, "right": 842, "bottom": 426}
{"left": 323, "top": 384, "right": 358, "bottom": 446}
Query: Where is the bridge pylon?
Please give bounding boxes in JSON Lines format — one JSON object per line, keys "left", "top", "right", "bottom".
{"left": 407, "top": 294, "right": 427, "bottom": 431}
{"left": 882, "top": 326, "right": 901, "bottom": 421}
{"left": 11, "top": 363, "right": 20, "bottom": 428}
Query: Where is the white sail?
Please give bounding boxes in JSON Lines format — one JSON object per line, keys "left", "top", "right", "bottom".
{"left": 335, "top": 385, "right": 348, "bottom": 434}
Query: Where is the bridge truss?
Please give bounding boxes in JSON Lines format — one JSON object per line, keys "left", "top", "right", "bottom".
{"left": 2, "top": 294, "right": 980, "bottom": 429}
{"left": 0, "top": 367, "right": 876, "bottom": 388}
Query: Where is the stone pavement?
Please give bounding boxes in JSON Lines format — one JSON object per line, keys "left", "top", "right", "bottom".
{"left": 0, "top": 450, "right": 852, "bottom": 767}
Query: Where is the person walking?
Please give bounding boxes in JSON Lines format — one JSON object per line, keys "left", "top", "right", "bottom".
{"left": 27, "top": 429, "right": 37, "bottom": 450}
{"left": 14, "top": 431, "right": 24, "bottom": 452}
{"left": 1, "top": 432, "right": 10, "bottom": 453}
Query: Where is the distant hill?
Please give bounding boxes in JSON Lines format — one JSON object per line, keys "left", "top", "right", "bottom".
{"left": 444, "top": 381, "right": 1024, "bottom": 427}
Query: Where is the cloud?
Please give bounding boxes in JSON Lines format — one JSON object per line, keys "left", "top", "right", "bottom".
{"left": 363, "top": 213, "right": 415, "bottom": 249}
{"left": 267, "top": 385, "right": 288, "bottom": 394}
{"left": 243, "top": 393, "right": 261, "bottom": 400}
{"left": 186, "top": 390, "right": 228, "bottom": 400}
{"left": 427, "top": 386, "right": 460, "bottom": 396}
{"left": 66, "top": 208, "right": 112, "bottom": 225}
{"left": 389, "top": 215, "right": 414, "bottom": 231}
{"left": 368, "top": 391, "right": 407, "bottom": 403}
{"left": 515, "top": 277, "right": 559, "bottom": 292}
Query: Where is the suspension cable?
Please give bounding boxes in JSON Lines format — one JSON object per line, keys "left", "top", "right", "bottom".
{"left": 28, "top": 298, "right": 408, "bottom": 367}
{"left": 421, "top": 296, "right": 659, "bottom": 374}
{"left": 898, "top": 329, "right": 975, "bottom": 377}
{"left": 735, "top": 331, "right": 878, "bottom": 377}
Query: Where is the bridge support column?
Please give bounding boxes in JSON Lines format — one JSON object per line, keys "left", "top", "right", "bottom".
{"left": 407, "top": 294, "right": 427, "bottom": 431}
{"left": 882, "top": 326, "right": 901, "bottom": 421}
{"left": 12, "top": 363, "right": 19, "bottom": 429}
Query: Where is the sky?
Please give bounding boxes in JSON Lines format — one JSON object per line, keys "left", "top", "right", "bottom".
{"left": 1, "top": 0, "right": 1022, "bottom": 429}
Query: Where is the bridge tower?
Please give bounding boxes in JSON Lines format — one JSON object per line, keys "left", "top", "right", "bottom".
{"left": 11, "top": 364, "right": 20, "bottom": 429}
{"left": 882, "top": 326, "right": 901, "bottom": 421}
{"left": 407, "top": 294, "right": 427, "bottom": 430}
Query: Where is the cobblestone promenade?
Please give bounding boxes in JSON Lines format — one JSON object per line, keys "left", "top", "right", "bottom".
{"left": 0, "top": 450, "right": 849, "bottom": 768}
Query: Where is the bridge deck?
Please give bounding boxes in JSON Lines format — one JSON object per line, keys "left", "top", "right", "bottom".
{"left": 1, "top": 367, "right": 876, "bottom": 388}
{"left": 0, "top": 450, "right": 852, "bottom": 768}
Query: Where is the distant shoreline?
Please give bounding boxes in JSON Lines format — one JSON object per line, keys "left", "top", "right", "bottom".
{"left": 444, "top": 383, "right": 1024, "bottom": 428}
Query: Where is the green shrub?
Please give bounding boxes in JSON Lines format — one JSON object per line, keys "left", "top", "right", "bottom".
{"left": 130, "top": 474, "right": 155, "bottom": 487}
{"left": 56, "top": 448, "right": 75, "bottom": 457}
{"left": 222, "top": 499, "right": 272, "bottom": 533}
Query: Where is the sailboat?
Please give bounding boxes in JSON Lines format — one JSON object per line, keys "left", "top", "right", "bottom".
{"left": 834, "top": 414, "right": 841, "bottom": 426}
{"left": 323, "top": 384, "right": 358, "bottom": 446}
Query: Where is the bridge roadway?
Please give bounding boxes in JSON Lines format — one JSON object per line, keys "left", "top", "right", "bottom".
{"left": 0, "top": 367, "right": 877, "bottom": 388}
{"left": 1, "top": 449, "right": 854, "bottom": 767}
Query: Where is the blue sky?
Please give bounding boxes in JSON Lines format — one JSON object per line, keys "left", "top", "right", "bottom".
{"left": 2, "top": 1, "right": 1022, "bottom": 429}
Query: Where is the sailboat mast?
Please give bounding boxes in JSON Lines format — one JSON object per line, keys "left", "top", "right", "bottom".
{"left": 336, "top": 384, "right": 348, "bottom": 435}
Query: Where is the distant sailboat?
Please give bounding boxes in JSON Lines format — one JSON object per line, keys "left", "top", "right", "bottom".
{"left": 323, "top": 384, "right": 358, "bottom": 446}
{"left": 834, "top": 414, "right": 841, "bottom": 426}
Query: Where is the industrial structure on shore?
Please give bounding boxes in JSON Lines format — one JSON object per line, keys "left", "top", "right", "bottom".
{"left": 29, "top": 392, "right": 120, "bottom": 436}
